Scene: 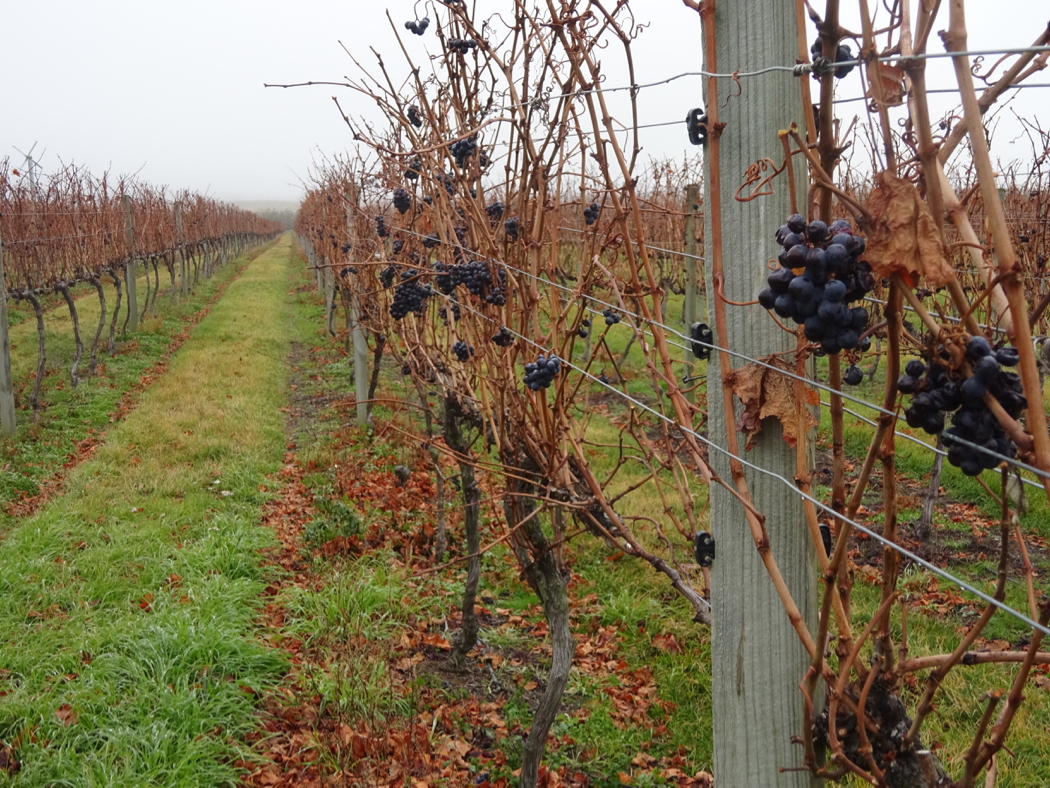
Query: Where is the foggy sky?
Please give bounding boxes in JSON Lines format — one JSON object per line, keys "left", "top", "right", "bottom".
{"left": 2, "top": 1, "right": 1042, "bottom": 206}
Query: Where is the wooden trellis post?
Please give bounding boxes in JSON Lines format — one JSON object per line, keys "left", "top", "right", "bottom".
{"left": 702, "top": 1, "right": 820, "bottom": 784}
{"left": 122, "top": 194, "right": 139, "bottom": 332}
{"left": 0, "top": 225, "right": 17, "bottom": 437}
{"left": 345, "top": 191, "right": 369, "bottom": 425}
{"left": 683, "top": 183, "right": 701, "bottom": 376}
{"left": 175, "top": 201, "right": 187, "bottom": 297}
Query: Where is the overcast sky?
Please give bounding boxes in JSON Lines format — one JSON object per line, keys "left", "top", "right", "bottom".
{"left": 2, "top": 1, "right": 1043, "bottom": 207}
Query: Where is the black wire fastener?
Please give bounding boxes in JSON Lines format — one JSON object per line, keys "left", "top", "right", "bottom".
{"left": 694, "top": 532, "right": 716, "bottom": 567}
{"left": 686, "top": 107, "right": 708, "bottom": 146}
{"left": 819, "top": 522, "right": 833, "bottom": 558}
{"left": 690, "top": 322, "right": 713, "bottom": 360}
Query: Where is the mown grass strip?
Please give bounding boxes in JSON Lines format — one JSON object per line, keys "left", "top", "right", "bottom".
{"left": 0, "top": 244, "right": 276, "bottom": 521}
{"left": 0, "top": 234, "right": 307, "bottom": 786}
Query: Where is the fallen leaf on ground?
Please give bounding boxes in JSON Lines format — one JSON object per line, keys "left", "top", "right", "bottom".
{"left": 55, "top": 704, "right": 78, "bottom": 726}
{"left": 652, "top": 633, "right": 684, "bottom": 654}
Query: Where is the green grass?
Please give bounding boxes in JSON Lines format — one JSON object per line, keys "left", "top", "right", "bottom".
{"left": 0, "top": 235, "right": 311, "bottom": 785}
{"left": 0, "top": 246, "right": 278, "bottom": 520}
{"left": 203, "top": 242, "right": 1050, "bottom": 785}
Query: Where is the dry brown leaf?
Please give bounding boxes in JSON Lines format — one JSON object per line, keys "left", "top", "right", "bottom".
{"left": 54, "top": 704, "right": 78, "bottom": 726}
{"left": 724, "top": 356, "right": 819, "bottom": 451}
{"left": 867, "top": 63, "right": 906, "bottom": 105}
{"left": 442, "top": 737, "right": 471, "bottom": 757}
{"left": 864, "top": 171, "right": 954, "bottom": 287}
{"left": 652, "top": 633, "right": 684, "bottom": 654}
{"left": 0, "top": 745, "right": 20, "bottom": 775}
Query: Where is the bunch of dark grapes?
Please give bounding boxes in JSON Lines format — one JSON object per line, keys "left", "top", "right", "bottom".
{"left": 375, "top": 215, "right": 389, "bottom": 238}
{"left": 843, "top": 365, "right": 863, "bottom": 386}
{"left": 809, "top": 40, "right": 855, "bottom": 78}
{"left": 422, "top": 232, "right": 441, "bottom": 249}
{"left": 340, "top": 266, "right": 357, "bottom": 277}
{"left": 602, "top": 307, "right": 622, "bottom": 325}
{"left": 504, "top": 216, "right": 520, "bottom": 240}
{"left": 757, "top": 214, "right": 875, "bottom": 356}
{"left": 392, "top": 239, "right": 404, "bottom": 255}
{"left": 448, "top": 38, "right": 477, "bottom": 54}
{"left": 452, "top": 340, "right": 475, "bottom": 362}
{"left": 401, "top": 364, "right": 412, "bottom": 375}
{"left": 405, "top": 156, "right": 422, "bottom": 180}
{"left": 899, "top": 337, "right": 1024, "bottom": 476}
{"left": 583, "top": 202, "right": 601, "bottom": 226}
{"left": 577, "top": 318, "right": 589, "bottom": 338}
{"left": 450, "top": 260, "right": 492, "bottom": 296}
{"left": 432, "top": 262, "right": 454, "bottom": 295}
{"left": 486, "top": 287, "right": 506, "bottom": 306}
{"left": 438, "top": 302, "right": 461, "bottom": 323}
{"left": 436, "top": 170, "right": 456, "bottom": 195}
{"left": 450, "top": 136, "right": 478, "bottom": 168}
{"left": 389, "top": 270, "right": 432, "bottom": 320}
{"left": 379, "top": 264, "right": 398, "bottom": 289}
{"left": 341, "top": 242, "right": 351, "bottom": 254}
{"left": 524, "top": 353, "right": 561, "bottom": 390}
{"left": 404, "top": 17, "right": 429, "bottom": 35}
{"left": 393, "top": 188, "right": 411, "bottom": 214}
{"left": 492, "top": 326, "right": 514, "bottom": 347}
{"left": 486, "top": 201, "right": 505, "bottom": 221}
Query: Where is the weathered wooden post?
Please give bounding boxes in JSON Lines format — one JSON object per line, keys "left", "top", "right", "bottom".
{"left": 343, "top": 192, "right": 369, "bottom": 425}
{"left": 702, "top": 0, "right": 820, "bottom": 784}
{"left": 683, "top": 183, "right": 701, "bottom": 375}
{"left": 175, "top": 201, "right": 187, "bottom": 297}
{"left": 121, "top": 194, "right": 139, "bottom": 332}
{"left": 0, "top": 224, "right": 17, "bottom": 437}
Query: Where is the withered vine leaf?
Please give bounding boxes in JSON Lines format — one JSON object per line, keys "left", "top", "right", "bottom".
{"left": 724, "top": 355, "right": 818, "bottom": 451}
{"left": 867, "top": 63, "right": 906, "bottom": 106}
{"left": 864, "top": 171, "right": 954, "bottom": 287}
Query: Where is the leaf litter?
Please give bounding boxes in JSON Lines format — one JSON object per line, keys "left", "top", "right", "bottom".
{"left": 244, "top": 340, "right": 715, "bottom": 788}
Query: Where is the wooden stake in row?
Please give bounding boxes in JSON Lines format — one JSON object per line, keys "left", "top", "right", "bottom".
{"left": 0, "top": 224, "right": 17, "bottom": 437}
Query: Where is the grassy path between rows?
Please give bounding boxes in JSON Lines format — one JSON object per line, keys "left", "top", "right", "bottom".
{"left": 0, "top": 244, "right": 277, "bottom": 515}
{"left": 0, "top": 234, "right": 309, "bottom": 785}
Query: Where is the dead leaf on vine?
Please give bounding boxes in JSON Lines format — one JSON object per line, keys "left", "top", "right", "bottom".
{"left": 864, "top": 171, "right": 954, "bottom": 287}
{"left": 724, "top": 356, "right": 819, "bottom": 451}
{"left": 867, "top": 63, "right": 906, "bottom": 105}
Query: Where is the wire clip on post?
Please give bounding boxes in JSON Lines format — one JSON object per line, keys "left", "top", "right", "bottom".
{"left": 694, "top": 532, "right": 716, "bottom": 567}
{"left": 690, "top": 322, "right": 713, "bottom": 360}
{"left": 686, "top": 107, "right": 708, "bottom": 146}
{"left": 819, "top": 522, "right": 833, "bottom": 558}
